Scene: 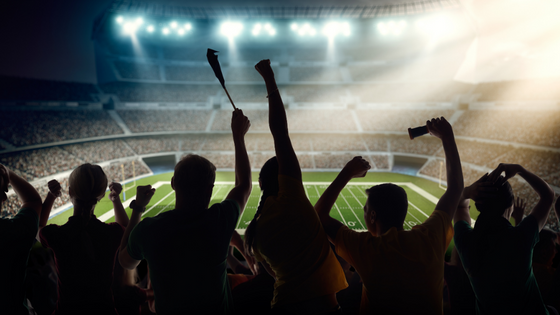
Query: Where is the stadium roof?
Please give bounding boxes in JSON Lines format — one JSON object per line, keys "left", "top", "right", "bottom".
{"left": 103, "top": 0, "right": 460, "bottom": 19}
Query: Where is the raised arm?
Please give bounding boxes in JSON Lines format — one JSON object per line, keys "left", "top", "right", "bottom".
{"left": 1, "top": 164, "right": 42, "bottom": 216}
{"left": 119, "top": 185, "right": 155, "bottom": 270}
{"left": 455, "top": 173, "right": 497, "bottom": 226}
{"left": 315, "top": 156, "right": 371, "bottom": 242}
{"left": 39, "top": 180, "right": 61, "bottom": 228}
{"left": 427, "top": 117, "right": 463, "bottom": 219}
{"left": 512, "top": 197, "right": 526, "bottom": 226}
{"left": 109, "top": 182, "right": 129, "bottom": 227}
{"left": 255, "top": 59, "right": 301, "bottom": 181}
{"left": 225, "top": 109, "right": 252, "bottom": 212}
{"left": 488, "top": 163, "right": 554, "bottom": 231}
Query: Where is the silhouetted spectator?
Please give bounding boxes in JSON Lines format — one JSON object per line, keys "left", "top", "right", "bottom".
{"left": 315, "top": 117, "right": 463, "bottom": 314}
{"left": 453, "top": 164, "right": 555, "bottom": 314}
{"left": 444, "top": 245, "right": 476, "bottom": 315}
{"left": 244, "top": 60, "right": 347, "bottom": 314}
{"left": 119, "top": 109, "right": 252, "bottom": 314}
{"left": 0, "top": 164, "right": 43, "bottom": 315}
{"left": 39, "top": 165, "right": 125, "bottom": 315}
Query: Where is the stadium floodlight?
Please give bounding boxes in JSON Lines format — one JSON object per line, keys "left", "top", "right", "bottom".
{"left": 252, "top": 23, "right": 262, "bottom": 36}
{"left": 322, "top": 21, "right": 351, "bottom": 38}
{"left": 184, "top": 23, "right": 192, "bottom": 30}
{"left": 416, "top": 15, "right": 453, "bottom": 38}
{"left": 178, "top": 28, "right": 185, "bottom": 36}
{"left": 170, "top": 21, "right": 178, "bottom": 29}
{"left": 123, "top": 22, "right": 138, "bottom": 35}
{"left": 147, "top": 25, "right": 155, "bottom": 33}
{"left": 220, "top": 21, "right": 243, "bottom": 38}
{"left": 116, "top": 16, "right": 124, "bottom": 24}
{"left": 135, "top": 17, "right": 143, "bottom": 25}
{"left": 162, "top": 27, "right": 170, "bottom": 35}
{"left": 377, "top": 20, "right": 406, "bottom": 36}
{"left": 252, "top": 22, "right": 276, "bottom": 36}
{"left": 294, "top": 23, "right": 316, "bottom": 37}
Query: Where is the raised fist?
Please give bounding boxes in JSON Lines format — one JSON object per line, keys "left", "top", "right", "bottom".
{"left": 48, "top": 180, "right": 62, "bottom": 198}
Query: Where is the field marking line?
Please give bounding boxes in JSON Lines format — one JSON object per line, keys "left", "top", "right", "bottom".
{"left": 346, "top": 186, "right": 364, "bottom": 207}
{"left": 98, "top": 181, "right": 170, "bottom": 222}
{"left": 405, "top": 206, "right": 424, "bottom": 224}
{"left": 339, "top": 193, "right": 366, "bottom": 230}
{"left": 407, "top": 201, "right": 430, "bottom": 218}
{"left": 404, "top": 221, "right": 412, "bottom": 229}
{"left": 155, "top": 198, "right": 176, "bottom": 216}
{"left": 303, "top": 184, "right": 311, "bottom": 199}
{"left": 211, "top": 185, "right": 226, "bottom": 201}
{"left": 402, "top": 183, "right": 440, "bottom": 205}
{"left": 142, "top": 190, "right": 175, "bottom": 217}
{"left": 236, "top": 188, "right": 260, "bottom": 229}
{"left": 313, "top": 185, "right": 347, "bottom": 226}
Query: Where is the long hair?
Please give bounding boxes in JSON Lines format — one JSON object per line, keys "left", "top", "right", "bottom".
{"left": 68, "top": 163, "right": 108, "bottom": 260}
{"left": 244, "top": 157, "right": 279, "bottom": 257}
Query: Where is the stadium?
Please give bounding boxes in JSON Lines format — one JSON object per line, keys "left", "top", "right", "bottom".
{"left": 1, "top": 0, "right": 560, "bottom": 313}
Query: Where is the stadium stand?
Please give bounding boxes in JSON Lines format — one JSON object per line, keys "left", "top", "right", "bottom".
{"left": 0, "top": 76, "right": 98, "bottom": 102}
{"left": 362, "top": 135, "right": 390, "bottom": 152}
{"left": 0, "top": 110, "right": 123, "bottom": 146}
{"left": 235, "top": 48, "right": 281, "bottom": 61}
{"left": 105, "top": 42, "right": 159, "bottom": 59}
{"left": 100, "top": 82, "right": 216, "bottom": 102}
{"left": 290, "top": 67, "right": 343, "bottom": 82}
{"left": 103, "top": 160, "right": 151, "bottom": 183}
{"left": 288, "top": 110, "right": 357, "bottom": 131}
{"left": 165, "top": 66, "right": 216, "bottom": 82}
{"left": 212, "top": 110, "right": 269, "bottom": 131}
{"left": 62, "top": 140, "right": 136, "bottom": 163}
{"left": 357, "top": 110, "right": 456, "bottom": 132}
{"left": 284, "top": 85, "right": 346, "bottom": 103}
{"left": 435, "top": 139, "right": 515, "bottom": 166}
{"left": 161, "top": 47, "right": 208, "bottom": 61}
{"left": 495, "top": 148, "right": 560, "bottom": 184}
{"left": 249, "top": 153, "right": 276, "bottom": 169}
{"left": 310, "top": 134, "right": 367, "bottom": 152}
{"left": 226, "top": 67, "right": 267, "bottom": 82}
{"left": 125, "top": 137, "right": 180, "bottom": 155}
{"left": 349, "top": 82, "right": 471, "bottom": 102}
{"left": 369, "top": 154, "right": 390, "bottom": 170}
{"left": 315, "top": 153, "right": 357, "bottom": 169}
{"left": 114, "top": 61, "right": 161, "bottom": 80}
{"left": 226, "top": 85, "right": 268, "bottom": 102}
{"left": 389, "top": 135, "right": 442, "bottom": 156}
{"left": 473, "top": 78, "right": 560, "bottom": 101}
{"left": 452, "top": 110, "right": 560, "bottom": 147}
{"left": 348, "top": 64, "right": 406, "bottom": 81}
{"left": 179, "top": 134, "right": 206, "bottom": 152}
{"left": 0, "top": 147, "right": 82, "bottom": 181}
{"left": 116, "top": 110, "right": 211, "bottom": 132}
{"left": 201, "top": 134, "right": 235, "bottom": 151}
{"left": 289, "top": 48, "right": 328, "bottom": 61}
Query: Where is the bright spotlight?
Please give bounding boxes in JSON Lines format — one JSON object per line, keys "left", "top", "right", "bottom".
{"left": 264, "top": 23, "right": 272, "bottom": 30}
{"left": 269, "top": 29, "right": 276, "bottom": 36}
{"left": 291, "top": 23, "right": 298, "bottom": 31}
{"left": 322, "top": 21, "right": 350, "bottom": 38}
{"left": 294, "top": 23, "right": 316, "bottom": 37}
{"left": 147, "top": 25, "right": 155, "bottom": 33}
{"left": 170, "top": 21, "right": 178, "bottom": 29}
{"left": 309, "top": 29, "right": 316, "bottom": 36}
{"left": 123, "top": 22, "right": 138, "bottom": 35}
{"left": 377, "top": 20, "right": 406, "bottom": 36}
{"left": 162, "top": 28, "right": 170, "bottom": 35}
{"left": 184, "top": 23, "right": 192, "bottom": 30}
{"left": 416, "top": 15, "right": 454, "bottom": 38}
{"left": 178, "top": 28, "right": 185, "bottom": 35}
{"left": 135, "top": 17, "right": 143, "bottom": 25}
{"left": 220, "top": 21, "right": 243, "bottom": 38}
{"left": 116, "top": 16, "right": 124, "bottom": 24}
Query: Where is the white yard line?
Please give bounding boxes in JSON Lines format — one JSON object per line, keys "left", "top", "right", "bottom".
{"left": 314, "top": 185, "right": 347, "bottom": 226}
{"left": 142, "top": 190, "right": 175, "bottom": 217}
{"left": 339, "top": 193, "right": 366, "bottom": 230}
{"left": 155, "top": 198, "right": 176, "bottom": 216}
{"left": 406, "top": 206, "right": 424, "bottom": 224}
{"left": 407, "top": 201, "right": 430, "bottom": 218}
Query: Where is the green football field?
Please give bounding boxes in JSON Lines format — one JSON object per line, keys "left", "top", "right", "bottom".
{"left": 47, "top": 171, "right": 478, "bottom": 256}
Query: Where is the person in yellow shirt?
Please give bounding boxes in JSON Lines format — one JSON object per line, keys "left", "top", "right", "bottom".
{"left": 244, "top": 60, "right": 348, "bottom": 314}
{"left": 315, "top": 117, "right": 463, "bottom": 315}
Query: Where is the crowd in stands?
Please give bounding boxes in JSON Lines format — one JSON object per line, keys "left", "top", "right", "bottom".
{"left": 212, "top": 110, "right": 270, "bottom": 131}
{"left": 102, "top": 160, "right": 151, "bottom": 184}
{"left": 117, "top": 110, "right": 211, "bottom": 132}
{"left": 100, "top": 82, "right": 216, "bottom": 102}
{"left": 453, "top": 109, "right": 560, "bottom": 148}
{"left": 436, "top": 139, "right": 515, "bottom": 167}
{"left": 105, "top": 42, "right": 158, "bottom": 59}
{"left": 357, "top": 109, "right": 456, "bottom": 132}
{"left": 290, "top": 67, "right": 343, "bottom": 82}
{"left": 349, "top": 82, "right": 471, "bottom": 102}
{"left": 165, "top": 66, "right": 216, "bottom": 82}
{"left": 348, "top": 64, "right": 406, "bottom": 81}
{"left": 3, "top": 58, "right": 560, "bottom": 315}
{"left": 125, "top": 137, "right": 180, "bottom": 155}
{"left": 0, "top": 110, "right": 123, "bottom": 147}
{"left": 226, "top": 67, "right": 268, "bottom": 82}
{"left": 283, "top": 85, "right": 346, "bottom": 103}
{"left": 62, "top": 140, "right": 136, "bottom": 163}
{"left": 114, "top": 61, "right": 161, "bottom": 81}
{"left": 0, "top": 147, "right": 82, "bottom": 181}
{"left": 226, "top": 85, "right": 268, "bottom": 102}
{"left": 161, "top": 46, "right": 207, "bottom": 61}
{"left": 0, "top": 76, "right": 98, "bottom": 102}
{"left": 474, "top": 78, "right": 560, "bottom": 101}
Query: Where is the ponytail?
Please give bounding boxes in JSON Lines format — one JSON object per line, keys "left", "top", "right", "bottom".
{"left": 244, "top": 192, "right": 270, "bottom": 257}
{"left": 244, "top": 156, "right": 279, "bottom": 258}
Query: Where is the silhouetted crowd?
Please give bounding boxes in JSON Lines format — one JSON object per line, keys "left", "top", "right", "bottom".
{"left": 1, "top": 60, "right": 559, "bottom": 315}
